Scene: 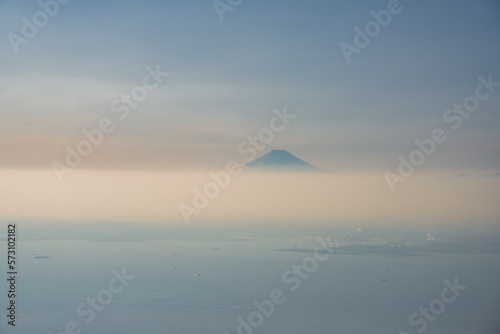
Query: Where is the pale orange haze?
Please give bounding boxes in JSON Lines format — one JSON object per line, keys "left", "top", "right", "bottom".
{"left": 0, "top": 169, "right": 499, "bottom": 227}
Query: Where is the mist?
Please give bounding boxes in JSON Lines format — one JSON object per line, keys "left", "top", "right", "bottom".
{"left": 1, "top": 168, "right": 498, "bottom": 228}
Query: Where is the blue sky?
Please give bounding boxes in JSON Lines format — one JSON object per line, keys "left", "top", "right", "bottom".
{"left": 1, "top": 0, "right": 499, "bottom": 171}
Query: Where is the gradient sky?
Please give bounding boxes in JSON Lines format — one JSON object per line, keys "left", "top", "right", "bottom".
{"left": 0, "top": 0, "right": 499, "bottom": 224}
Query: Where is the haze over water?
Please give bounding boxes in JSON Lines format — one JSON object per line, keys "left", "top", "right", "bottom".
{"left": 1, "top": 0, "right": 500, "bottom": 333}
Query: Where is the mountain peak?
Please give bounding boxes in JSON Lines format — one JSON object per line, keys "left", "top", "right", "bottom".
{"left": 245, "top": 149, "right": 321, "bottom": 171}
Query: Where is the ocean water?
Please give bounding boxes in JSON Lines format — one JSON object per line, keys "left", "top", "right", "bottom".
{"left": 1, "top": 237, "right": 499, "bottom": 334}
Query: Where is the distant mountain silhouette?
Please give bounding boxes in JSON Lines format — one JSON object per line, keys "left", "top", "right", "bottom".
{"left": 245, "top": 150, "right": 322, "bottom": 171}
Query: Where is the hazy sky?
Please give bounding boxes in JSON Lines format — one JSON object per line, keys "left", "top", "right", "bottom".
{"left": 0, "top": 0, "right": 499, "bottom": 224}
